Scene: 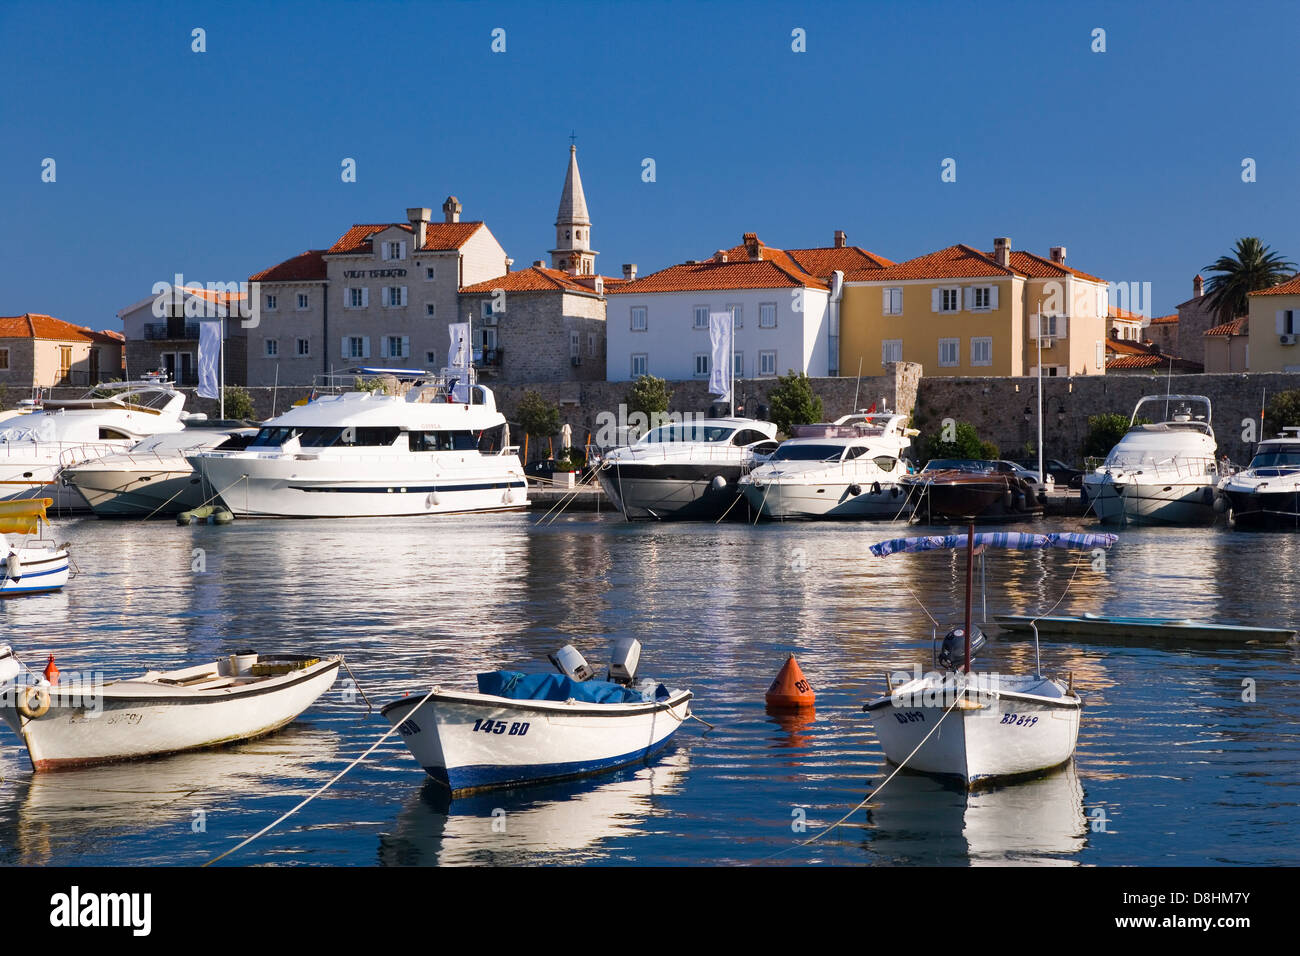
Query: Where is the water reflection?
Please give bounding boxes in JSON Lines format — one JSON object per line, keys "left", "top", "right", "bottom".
{"left": 377, "top": 749, "right": 690, "bottom": 865}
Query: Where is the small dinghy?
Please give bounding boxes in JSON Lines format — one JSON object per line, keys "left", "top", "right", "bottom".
{"left": 0, "top": 498, "right": 70, "bottom": 597}
{"left": 862, "top": 529, "right": 1117, "bottom": 788}
{"left": 383, "top": 639, "right": 693, "bottom": 795}
{"left": 994, "top": 613, "right": 1296, "bottom": 646}
{"left": 0, "top": 646, "right": 339, "bottom": 770}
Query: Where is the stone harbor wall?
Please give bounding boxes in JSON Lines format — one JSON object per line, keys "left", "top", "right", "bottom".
{"left": 25, "top": 364, "right": 1297, "bottom": 465}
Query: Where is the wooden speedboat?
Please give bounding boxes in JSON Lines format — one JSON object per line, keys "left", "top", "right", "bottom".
{"left": 1, "top": 498, "right": 70, "bottom": 597}
{"left": 862, "top": 529, "right": 1117, "bottom": 788}
{"left": 383, "top": 642, "right": 692, "bottom": 795}
{"left": 0, "top": 646, "right": 339, "bottom": 770}
{"left": 994, "top": 613, "right": 1296, "bottom": 645}
{"left": 903, "top": 460, "right": 1042, "bottom": 523}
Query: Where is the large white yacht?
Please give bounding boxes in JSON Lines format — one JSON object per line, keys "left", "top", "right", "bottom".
{"left": 595, "top": 418, "right": 779, "bottom": 520}
{"left": 0, "top": 380, "right": 191, "bottom": 511}
{"left": 1081, "top": 394, "right": 1220, "bottom": 525}
{"left": 738, "top": 413, "right": 917, "bottom": 519}
{"left": 1218, "top": 426, "right": 1300, "bottom": 529}
{"left": 62, "top": 423, "right": 257, "bottom": 518}
{"left": 187, "top": 376, "right": 527, "bottom": 518}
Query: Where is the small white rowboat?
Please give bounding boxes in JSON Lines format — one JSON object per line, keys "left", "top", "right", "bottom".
{"left": 0, "top": 646, "right": 339, "bottom": 771}
{"left": 1, "top": 498, "right": 70, "bottom": 597}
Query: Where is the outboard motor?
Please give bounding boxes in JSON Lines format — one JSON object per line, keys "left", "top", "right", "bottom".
{"left": 607, "top": 638, "right": 642, "bottom": 685}
{"left": 549, "top": 644, "right": 594, "bottom": 682}
{"left": 937, "top": 624, "right": 986, "bottom": 671}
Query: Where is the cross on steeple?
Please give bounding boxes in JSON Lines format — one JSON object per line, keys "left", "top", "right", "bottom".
{"left": 569, "top": 130, "right": 577, "bottom": 147}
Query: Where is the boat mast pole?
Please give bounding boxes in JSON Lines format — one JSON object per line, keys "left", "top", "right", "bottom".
{"left": 219, "top": 314, "right": 226, "bottom": 420}
{"left": 964, "top": 520, "right": 975, "bottom": 673}
{"left": 730, "top": 309, "right": 735, "bottom": 419}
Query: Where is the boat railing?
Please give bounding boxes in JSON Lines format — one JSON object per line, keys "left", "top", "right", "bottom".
{"left": 1102, "top": 454, "right": 1219, "bottom": 479}
{"left": 56, "top": 442, "right": 131, "bottom": 468}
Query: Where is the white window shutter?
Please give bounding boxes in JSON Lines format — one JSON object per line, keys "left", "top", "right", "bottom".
{"left": 989, "top": 285, "right": 999, "bottom": 309}
{"left": 399, "top": 242, "right": 406, "bottom": 259}
{"left": 1278, "top": 310, "right": 1287, "bottom": 335}
{"left": 1059, "top": 317, "right": 1068, "bottom": 339}
{"left": 361, "top": 287, "right": 369, "bottom": 307}
{"left": 1096, "top": 341, "right": 1104, "bottom": 367}
{"left": 1029, "top": 314, "right": 1039, "bottom": 339}
{"left": 1097, "top": 287, "right": 1108, "bottom": 317}
{"left": 931, "top": 289, "right": 941, "bottom": 312}
{"left": 963, "top": 287, "right": 974, "bottom": 310}
{"left": 400, "top": 287, "right": 408, "bottom": 306}
{"left": 362, "top": 336, "right": 371, "bottom": 358}
{"left": 401, "top": 335, "right": 410, "bottom": 358}
{"left": 340, "top": 336, "right": 349, "bottom": 357}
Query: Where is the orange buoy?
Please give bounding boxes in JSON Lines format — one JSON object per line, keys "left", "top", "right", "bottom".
{"left": 765, "top": 653, "right": 814, "bottom": 710}
{"left": 43, "top": 653, "right": 60, "bottom": 685}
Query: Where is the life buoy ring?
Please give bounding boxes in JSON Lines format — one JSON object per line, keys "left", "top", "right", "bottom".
{"left": 17, "top": 686, "right": 50, "bottom": 720}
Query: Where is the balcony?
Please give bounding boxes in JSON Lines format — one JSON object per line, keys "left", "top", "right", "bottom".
{"left": 477, "top": 347, "right": 504, "bottom": 368}
{"left": 144, "top": 322, "right": 200, "bottom": 341}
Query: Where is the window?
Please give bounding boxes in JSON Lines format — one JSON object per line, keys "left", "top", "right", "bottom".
{"left": 384, "top": 335, "right": 410, "bottom": 359}
{"left": 385, "top": 287, "right": 407, "bottom": 307}
{"left": 1279, "top": 310, "right": 1298, "bottom": 335}
{"left": 570, "top": 332, "right": 580, "bottom": 359}
{"left": 1096, "top": 341, "right": 1105, "bottom": 368}
{"left": 265, "top": 294, "right": 278, "bottom": 311}
{"left": 971, "top": 336, "right": 992, "bottom": 367}
{"left": 727, "top": 303, "right": 743, "bottom": 329}
{"left": 296, "top": 338, "right": 310, "bottom": 357}
{"left": 631, "top": 353, "right": 648, "bottom": 377}
{"left": 347, "top": 287, "right": 368, "bottom": 308}
{"left": 296, "top": 293, "right": 309, "bottom": 310}
{"left": 425, "top": 265, "right": 435, "bottom": 280}
{"left": 588, "top": 333, "right": 597, "bottom": 355}
{"left": 734, "top": 351, "right": 743, "bottom": 377}
{"left": 694, "top": 353, "right": 710, "bottom": 376}
{"left": 759, "top": 302, "right": 777, "bottom": 328}
{"left": 343, "top": 336, "right": 369, "bottom": 359}
{"left": 481, "top": 300, "right": 496, "bottom": 320}
{"left": 426, "top": 351, "right": 438, "bottom": 365}
{"left": 426, "top": 303, "right": 436, "bottom": 317}
{"left": 694, "top": 306, "right": 709, "bottom": 329}
{"left": 0, "top": 348, "right": 8, "bottom": 370}
{"left": 971, "top": 286, "right": 991, "bottom": 310}
{"left": 938, "top": 337, "right": 960, "bottom": 367}
{"left": 383, "top": 241, "right": 405, "bottom": 261}
{"left": 264, "top": 339, "right": 278, "bottom": 357}
{"left": 882, "top": 288, "right": 903, "bottom": 315}
{"left": 882, "top": 339, "right": 903, "bottom": 366}
{"left": 934, "top": 287, "right": 959, "bottom": 312}
{"left": 631, "top": 306, "right": 647, "bottom": 331}
{"left": 758, "top": 350, "right": 777, "bottom": 376}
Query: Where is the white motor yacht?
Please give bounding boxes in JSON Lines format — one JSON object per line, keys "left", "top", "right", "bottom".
{"left": 1081, "top": 394, "right": 1220, "bottom": 525}
{"left": 595, "top": 417, "right": 779, "bottom": 520}
{"left": 0, "top": 381, "right": 190, "bottom": 511}
{"left": 1218, "top": 426, "right": 1300, "bottom": 529}
{"left": 61, "top": 423, "right": 257, "bottom": 518}
{"left": 188, "top": 375, "right": 527, "bottom": 518}
{"left": 738, "top": 413, "right": 917, "bottom": 519}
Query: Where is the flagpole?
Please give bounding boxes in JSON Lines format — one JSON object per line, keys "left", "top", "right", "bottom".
{"left": 220, "top": 315, "right": 226, "bottom": 420}
{"left": 729, "top": 309, "right": 735, "bottom": 418}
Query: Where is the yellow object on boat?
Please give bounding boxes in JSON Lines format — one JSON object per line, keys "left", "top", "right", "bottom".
{"left": 0, "top": 498, "right": 52, "bottom": 535}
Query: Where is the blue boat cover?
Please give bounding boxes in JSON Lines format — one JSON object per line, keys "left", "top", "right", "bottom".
{"left": 477, "top": 671, "right": 646, "bottom": 704}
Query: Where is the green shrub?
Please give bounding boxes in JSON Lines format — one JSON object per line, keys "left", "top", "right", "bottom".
{"left": 766, "top": 371, "right": 824, "bottom": 435}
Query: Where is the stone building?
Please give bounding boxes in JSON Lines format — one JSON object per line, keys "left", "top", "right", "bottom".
{"left": 1104, "top": 335, "right": 1203, "bottom": 375}
{"left": 1172, "top": 274, "right": 1218, "bottom": 365}
{"left": 0, "top": 313, "right": 124, "bottom": 391}
{"left": 118, "top": 286, "right": 246, "bottom": 385}
{"left": 1203, "top": 317, "right": 1249, "bottom": 372}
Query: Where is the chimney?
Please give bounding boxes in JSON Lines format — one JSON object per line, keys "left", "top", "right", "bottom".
{"left": 1194, "top": 273, "right": 1204, "bottom": 298}
{"left": 713, "top": 250, "right": 729, "bottom": 263}
{"left": 533, "top": 259, "right": 546, "bottom": 268}
{"left": 622, "top": 263, "right": 637, "bottom": 281}
{"left": 442, "top": 195, "right": 462, "bottom": 224}
{"left": 993, "top": 237, "right": 1011, "bottom": 268}
{"left": 505, "top": 257, "right": 513, "bottom": 272}
{"left": 834, "top": 230, "right": 847, "bottom": 248}
{"left": 1049, "top": 246, "right": 1066, "bottom": 265}
{"left": 743, "top": 232, "right": 761, "bottom": 260}
{"left": 407, "top": 207, "right": 431, "bottom": 249}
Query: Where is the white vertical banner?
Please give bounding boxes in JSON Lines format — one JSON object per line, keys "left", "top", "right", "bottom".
{"left": 448, "top": 322, "right": 470, "bottom": 372}
{"left": 197, "top": 318, "right": 221, "bottom": 398}
{"left": 708, "top": 312, "right": 732, "bottom": 401}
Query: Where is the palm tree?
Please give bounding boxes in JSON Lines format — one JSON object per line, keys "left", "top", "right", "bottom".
{"left": 1202, "top": 238, "right": 1296, "bottom": 325}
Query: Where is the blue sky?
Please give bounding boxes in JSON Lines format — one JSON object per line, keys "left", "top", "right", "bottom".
{"left": 2, "top": 0, "right": 1296, "bottom": 329}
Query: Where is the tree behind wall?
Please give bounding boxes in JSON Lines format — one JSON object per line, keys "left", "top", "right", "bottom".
{"left": 515, "top": 390, "right": 561, "bottom": 459}
{"left": 1202, "top": 238, "right": 1296, "bottom": 325}
{"left": 918, "top": 421, "right": 999, "bottom": 463}
{"left": 1264, "top": 389, "right": 1300, "bottom": 433}
{"left": 766, "top": 371, "right": 824, "bottom": 436}
{"left": 624, "top": 374, "right": 672, "bottom": 419}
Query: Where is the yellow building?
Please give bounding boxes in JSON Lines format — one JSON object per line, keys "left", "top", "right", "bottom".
{"left": 839, "top": 239, "right": 1113, "bottom": 378}
{"left": 1246, "top": 274, "right": 1300, "bottom": 372}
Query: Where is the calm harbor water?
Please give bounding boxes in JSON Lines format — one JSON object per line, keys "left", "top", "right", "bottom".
{"left": 1, "top": 511, "right": 1297, "bottom": 866}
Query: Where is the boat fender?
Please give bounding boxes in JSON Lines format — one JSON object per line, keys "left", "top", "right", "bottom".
{"left": 891, "top": 485, "right": 900, "bottom": 498}
{"left": 427, "top": 491, "right": 440, "bottom": 508}
{"left": 1202, "top": 486, "right": 1214, "bottom": 504}
{"left": 847, "top": 484, "right": 862, "bottom": 497}
{"left": 16, "top": 686, "right": 50, "bottom": 720}
{"left": 1016, "top": 492, "right": 1027, "bottom": 511}
{"left": 213, "top": 509, "right": 234, "bottom": 524}
{"left": 871, "top": 481, "right": 882, "bottom": 495}
{"left": 503, "top": 488, "right": 514, "bottom": 505}
{"left": 710, "top": 475, "right": 727, "bottom": 492}
{"left": 4, "top": 552, "right": 20, "bottom": 581}
{"left": 1003, "top": 489, "right": 1014, "bottom": 509}
{"left": 1213, "top": 495, "right": 1227, "bottom": 513}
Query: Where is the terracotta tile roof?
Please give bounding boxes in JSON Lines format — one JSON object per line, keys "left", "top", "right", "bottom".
{"left": 1204, "top": 317, "right": 1247, "bottom": 336}
{"left": 1149, "top": 313, "right": 1178, "bottom": 325}
{"left": 846, "top": 244, "right": 1016, "bottom": 282}
{"left": 996, "top": 250, "right": 1103, "bottom": 283}
{"left": 326, "top": 221, "right": 484, "bottom": 255}
{"left": 1104, "top": 336, "right": 1203, "bottom": 371}
{"left": 1110, "top": 307, "right": 1147, "bottom": 322}
{"left": 460, "top": 266, "right": 605, "bottom": 294}
{"left": 250, "top": 250, "right": 327, "bottom": 283}
{"left": 1105, "top": 337, "right": 1153, "bottom": 356}
{"left": 0, "top": 313, "right": 121, "bottom": 344}
{"left": 1249, "top": 273, "right": 1300, "bottom": 296}
{"left": 607, "top": 258, "right": 828, "bottom": 294}
{"left": 785, "top": 246, "right": 894, "bottom": 278}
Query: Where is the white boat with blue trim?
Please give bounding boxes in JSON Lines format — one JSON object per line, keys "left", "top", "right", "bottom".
{"left": 382, "top": 641, "right": 692, "bottom": 795}
{"left": 188, "top": 370, "right": 527, "bottom": 518}
{"left": 863, "top": 530, "right": 1116, "bottom": 788}
{"left": 1, "top": 498, "right": 70, "bottom": 597}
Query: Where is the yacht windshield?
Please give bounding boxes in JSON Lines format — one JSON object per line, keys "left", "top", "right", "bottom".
{"left": 249, "top": 426, "right": 402, "bottom": 448}
{"left": 1249, "top": 445, "right": 1300, "bottom": 469}
{"left": 642, "top": 424, "right": 735, "bottom": 443}
{"left": 922, "top": 459, "right": 989, "bottom": 473}
{"left": 768, "top": 444, "right": 844, "bottom": 462}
